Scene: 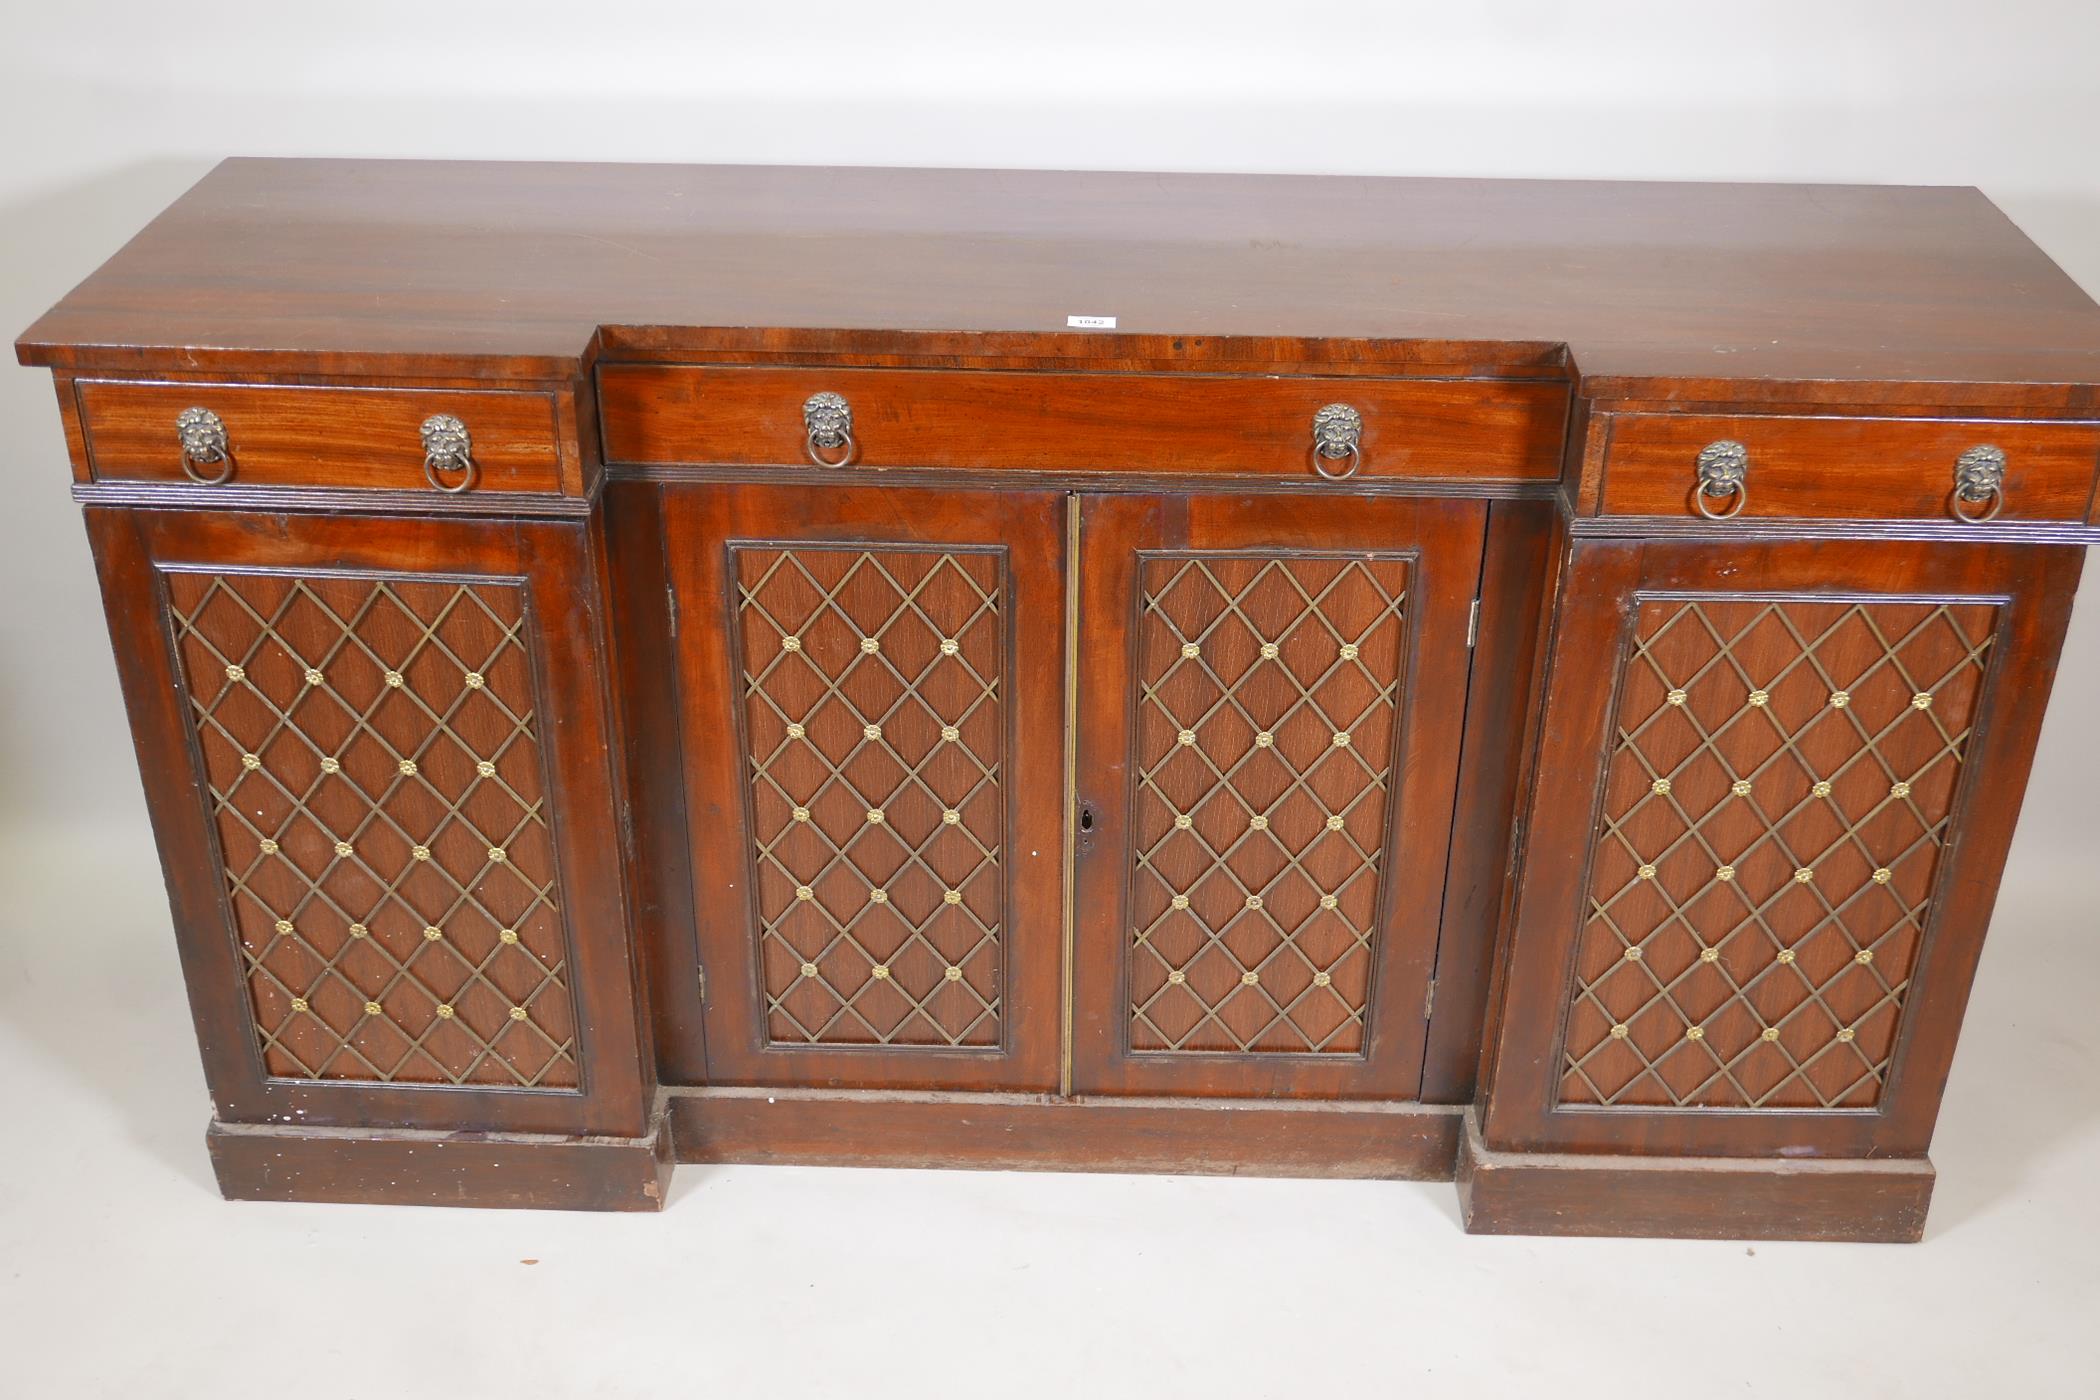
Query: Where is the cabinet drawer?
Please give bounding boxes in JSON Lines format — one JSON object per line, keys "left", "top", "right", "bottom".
{"left": 599, "top": 364, "right": 1566, "bottom": 482}
{"left": 1597, "top": 412, "right": 2100, "bottom": 523}
{"left": 75, "top": 380, "right": 570, "bottom": 495}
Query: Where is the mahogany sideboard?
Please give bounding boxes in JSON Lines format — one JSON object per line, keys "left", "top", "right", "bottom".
{"left": 19, "top": 160, "right": 2100, "bottom": 1241}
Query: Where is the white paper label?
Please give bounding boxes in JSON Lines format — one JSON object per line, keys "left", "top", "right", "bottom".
{"left": 1065, "top": 314, "right": 1117, "bottom": 329}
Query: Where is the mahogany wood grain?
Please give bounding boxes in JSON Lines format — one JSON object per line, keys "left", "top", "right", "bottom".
{"left": 50, "top": 373, "right": 91, "bottom": 483}
{"left": 597, "top": 363, "right": 1566, "bottom": 481}
{"left": 602, "top": 327, "right": 1563, "bottom": 380}
{"left": 74, "top": 379, "right": 574, "bottom": 494}
{"left": 1593, "top": 410, "right": 2100, "bottom": 522}
{"left": 587, "top": 494, "right": 665, "bottom": 1110}
{"left": 18, "top": 160, "right": 2100, "bottom": 408}
{"left": 603, "top": 481, "right": 706, "bottom": 1085}
{"left": 1418, "top": 500, "right": 1562, "bottom": 1103}
{"left": 668, "top": 1087, "right": 1459, "bottom": 1179}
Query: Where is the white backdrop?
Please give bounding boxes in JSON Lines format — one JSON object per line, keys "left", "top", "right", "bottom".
{"left": 5, "top": 1, "right": 2098, "bottom": 867}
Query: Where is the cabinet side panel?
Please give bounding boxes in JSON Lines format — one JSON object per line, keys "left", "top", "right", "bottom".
{"left": 1419, "top": 500, "right": 1560, "bottom": 1103}
{"left": 604, "top": 482, "right": 705, "bottom": 1083}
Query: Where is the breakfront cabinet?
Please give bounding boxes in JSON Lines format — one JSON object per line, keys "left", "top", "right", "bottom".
{"left": 19, "top": 161, "right": 2100, "bottom": 1239}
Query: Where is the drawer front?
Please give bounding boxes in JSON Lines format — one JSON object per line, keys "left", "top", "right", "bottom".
{"left": 76, "top": 380, "right": 570, "bottom": 495}
{"left": 1598, "top": 412, "right": 2100, "bottom": 523}
{"left": 599, "top": 364, "right": 1566, "bottom": 482}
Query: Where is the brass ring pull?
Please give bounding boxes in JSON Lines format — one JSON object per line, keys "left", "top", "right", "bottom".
{"left": 175, "top": 406, "right": 233, "bottom": 485}
{"left": 1693, "top": 482, "right": 1747, "bottom": 520}
{"left": 1692, "top": 439, "right": 1748, "bottom": 520}
{"left": 1949, "top": 445, "right": 2006, "bottom": 524}
{"left": 1950, "top": 486, "right": 2004, "bottom": 524}
{"left": 1313, "top": 443, "right": 1362, "bottom": 481}
{"left": 804, "top": 391, "right": 855, "bottom": 467}
{"left": 421, "top": 414, "right": 476, "bottom": 494}
{"left": 1311, "top": 403, "right": 1363, "bottom": 480}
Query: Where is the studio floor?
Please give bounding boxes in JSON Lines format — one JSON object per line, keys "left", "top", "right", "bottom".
{"left": 1, "top": 818, "right": 2095, "bottom": 1400}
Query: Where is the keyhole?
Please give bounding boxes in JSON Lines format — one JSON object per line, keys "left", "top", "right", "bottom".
{"left": 1079, "top": 806, "right": 1095, "bottom": 833}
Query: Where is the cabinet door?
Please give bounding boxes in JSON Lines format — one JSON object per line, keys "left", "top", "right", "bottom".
{"left": 84, "top": 508, "right": 649, "bottom": 1138}
{"left": 667, "top": 483, "right": 1065, "bottom": 1091}
{"left": 1481, "top": 538, "right": 2081, "bottom": 1158}
{"left": 1072, "top": 495, "right": 1486, "bottom": 1097}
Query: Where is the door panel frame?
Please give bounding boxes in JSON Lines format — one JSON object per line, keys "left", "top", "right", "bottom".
{"left": 1069, "top": 493, "right": 1488, "bottom": 1098}
{"left": 84, "top": 507, "right": 650, "bottom": 1138}
{"left": 664, "top": 482, "right": 1066, "bottom": 1091}
{"left": 1477, "top": 536, "right": 2083, "bottom": 1157}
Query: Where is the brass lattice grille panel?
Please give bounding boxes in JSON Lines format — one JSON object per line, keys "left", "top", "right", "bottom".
{"left": 166, "top": 572, "right": 577, "bottom": 1088}
{"left": 1128, "top": 553, "right": 1411, "bottom": 1054}
{"left": 734, "top": 547, "right": 1005, "bottom": 1047}
{"left": 1558, "top": 598, "right": 1998, "bottom": 1109}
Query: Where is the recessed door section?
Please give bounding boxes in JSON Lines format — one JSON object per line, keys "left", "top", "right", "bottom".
{"left": 1071, "top": 495, "right": 1486, "bottom": 1098}
{"left": 667, "top": 485, "right": 1065, "bottom": 1091}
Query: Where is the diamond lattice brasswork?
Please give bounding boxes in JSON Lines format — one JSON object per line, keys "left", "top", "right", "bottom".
{"left": 734, "top": 547, "right": 1005, "bottom": 1047}
{"left": 166, "top": 572, "right": 577, "bottom": 1088}
{"left": 1558, "top": 598, "right": 1998, "bottom": 1109}
{"left": 1128, "top": 554, "right": 1411, "bottom": 1054}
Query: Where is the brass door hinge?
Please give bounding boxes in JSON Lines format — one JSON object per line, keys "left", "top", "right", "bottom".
{"left": 1424, "top": 978, "right": 1437, "bottom": 1019}
{"left": 1467, "top": 598, "right": 1480, "bottom": 648}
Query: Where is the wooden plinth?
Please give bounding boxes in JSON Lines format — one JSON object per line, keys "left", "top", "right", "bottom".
{"left": 207, "top": 1106, "right": 676, "bottom": 1212}
{"left": 669, "top": 1087, "right": 1461, "bottom": 1179}
{"left": 1455, "top": 1109, "right": 1935, "bottom": 1242}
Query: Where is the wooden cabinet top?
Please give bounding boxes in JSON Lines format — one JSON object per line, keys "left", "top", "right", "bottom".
{"left": 18, "top": 158, "right": 2100, "bottom": 407}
